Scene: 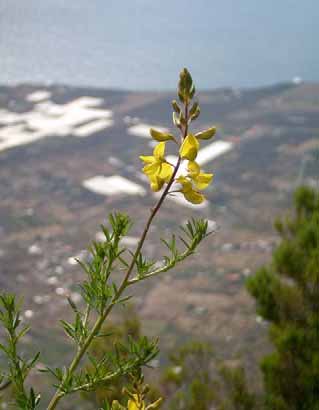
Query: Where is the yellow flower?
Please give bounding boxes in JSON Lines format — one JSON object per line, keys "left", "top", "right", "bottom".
{"left": 187, "top": 161, "right": 213, "bottom": 190}
{"left": 175, "top": 162, "right": 213, "bottom": 204}
{"left": 176, "top": 176, "right": 205, "bottom": 204}
{"left": 148, "top": 164, "right": 174, "bottom": 192}
{"left": 128, "top": 395, "right": 145, "bottom": 410}
{"left": 140, "top": 142, "right": 166, "bottom": 177}
{"left": 140, "top": 142, "right": 174, "bottom": 191}
{"left": 140, "top": 142, "right": 173, "bottom": 179}
{"left": 179, "top": 134, "right": 199, "bottom": 161}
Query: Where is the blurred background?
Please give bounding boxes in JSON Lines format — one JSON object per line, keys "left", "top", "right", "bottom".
{"left": 0, "top": 1, "right": 318, "bottom": 409}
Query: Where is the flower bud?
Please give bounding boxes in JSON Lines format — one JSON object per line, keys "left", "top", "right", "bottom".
{"left": 189, "top": 102, "right": 200, "bottom": 121}
{"left": 171, "top": 100, "right": 181, "bottom": 114}
{"left": 173, "top": 112, "right": 182, "bottom": 129}
{"left": 150, "top": 128, "right": 174, "bottom": 142}
{"left": 178, "top": 68, "right": 194, "bottom": 102}
{"left": 195, "top": 127, "right": 216, "bottom": 140}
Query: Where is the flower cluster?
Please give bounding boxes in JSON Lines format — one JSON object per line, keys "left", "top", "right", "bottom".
{"left": 111, "top": 373, "right": 163, "bottom": 410}
{"left": 140, "top": 69, "right": 216, "bottom": 204}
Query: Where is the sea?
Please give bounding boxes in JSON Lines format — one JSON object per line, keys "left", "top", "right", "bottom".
{"left": 1, "top": 0, "right": 319, "bottom": 91}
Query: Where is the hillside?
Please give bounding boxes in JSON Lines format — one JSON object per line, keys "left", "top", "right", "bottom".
{"left": 0, "top": 82, "right": 318, "bottom": 395}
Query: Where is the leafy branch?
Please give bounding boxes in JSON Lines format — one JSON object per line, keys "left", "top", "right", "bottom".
{"left": 0, "top": 69, "right": 216, "bottom": 410}
{"left": 129, "top": 218, "right": 212, "bottom": 284}
{"left": 0, "top": 294, "right": 40, "bottom": 409}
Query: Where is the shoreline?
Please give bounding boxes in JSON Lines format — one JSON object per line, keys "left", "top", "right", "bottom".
{"left": 0, "top": 79, "right": 306, "bottom": 96}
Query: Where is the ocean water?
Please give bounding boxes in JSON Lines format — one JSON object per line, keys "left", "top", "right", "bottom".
{"left": 1, "top": 0, "right": 319, "bottom": 90}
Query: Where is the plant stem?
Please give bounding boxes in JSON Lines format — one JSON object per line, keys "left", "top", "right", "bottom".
{"left": 47, "top": 103, "right": 189, "bottom": 410}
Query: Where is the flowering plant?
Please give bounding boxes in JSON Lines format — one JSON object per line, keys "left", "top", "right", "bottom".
{"left": 140, "top": 68, "right": 215, "bottom": 204}
{"left": 0, "top": 69, "right": 216, "bottom": 410}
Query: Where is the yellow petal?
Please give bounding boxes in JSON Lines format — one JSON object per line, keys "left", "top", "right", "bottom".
{"left": 183, "top": 189, "right": 205, "bottom": 204}
{"left": 143, "top": 161, "right": 161, "bottom": 177}
{"left": 176, "top": 176, "right": 192, "bottom": 193}
{"left": 194, "top": 173, "right": 213, "bottom": 190}
{"left": 128, "top": 399, "right": 138, "bottom": 410}
{"left": 150, "top": 176, "right": 165, "bottom": 192}
{"left": 179, "top": 134, "right": 199, "bottom": 161}
{"left": 153, "top": 142, "right": 166, "bottom": 160}
{"left": 128, "top": 395, "right": 145, "bottom": 410}
{"left": 159, "top": 163, "right": 174, "bottom": 182}
{"left": 187, "top": 160, "right": 200, "bottom": 178}
{"left": 150, "top": 128, "right": 175, "bottom": 142}
{"left": 140, "top": 155, "right": 155, "bottom": 164}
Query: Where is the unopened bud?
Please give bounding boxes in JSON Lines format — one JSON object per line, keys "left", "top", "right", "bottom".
{"left": 195, "top": 126, "right": 216, "bottom": 140}
{"left": 172, "top": 100, "right": 181, "bottom": 114}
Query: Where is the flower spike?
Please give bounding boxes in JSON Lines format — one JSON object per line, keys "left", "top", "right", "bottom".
{"left": 139, "top": 68, "right": 215, "bottom": 204}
